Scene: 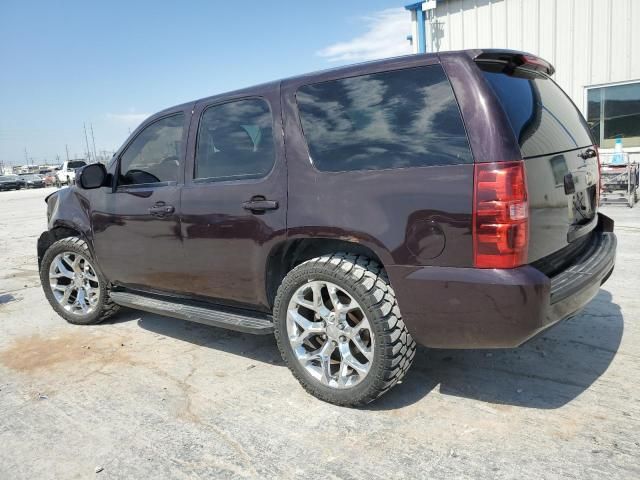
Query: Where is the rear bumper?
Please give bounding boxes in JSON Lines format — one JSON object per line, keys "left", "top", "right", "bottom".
{"left": 388, "top": 214, "right": 616, "bottom": 349}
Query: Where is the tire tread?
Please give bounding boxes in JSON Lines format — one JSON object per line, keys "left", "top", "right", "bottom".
{"left": 40, "top": 236, "right": 119, "bottom": 325}
{"left": 273, "top": 252, "right": 416, "bottom": 406}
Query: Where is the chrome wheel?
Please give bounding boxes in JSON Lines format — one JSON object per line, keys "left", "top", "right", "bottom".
{"left": 48, "top": 251, "right": 100, "bottom": 316}
{"left": 287, "top": 280, "right": 374, "bottom": 389}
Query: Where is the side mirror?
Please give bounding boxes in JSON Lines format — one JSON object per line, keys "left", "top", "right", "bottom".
{"left": 78, "top": 163, "right": 107, "bottom": 189}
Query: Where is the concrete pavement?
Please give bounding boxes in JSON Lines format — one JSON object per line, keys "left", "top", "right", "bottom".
{"left": 1, "top": 187, "right": 638, "bottom": 479}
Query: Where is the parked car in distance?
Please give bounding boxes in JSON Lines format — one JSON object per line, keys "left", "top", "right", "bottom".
{"left": 42, "top": 172, "right": 57, "bottom": 187}
{"left": 0, "top": 175, "right": 22, "bottom": 191}
{"left": 37, "top": 49, "right": 616, "bottom": 406}
{"left": 56, "top": 160, "right": 87, "bottom": 186}
{"left": 18, "top": 173, "right": 46, "bottom": 188}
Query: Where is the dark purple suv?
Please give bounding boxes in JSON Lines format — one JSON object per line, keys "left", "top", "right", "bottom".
{"left": 38, "top": 50, "right": 616, "bottom": 405}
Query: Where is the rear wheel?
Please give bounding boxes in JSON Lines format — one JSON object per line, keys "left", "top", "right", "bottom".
{"left": 40, "top": 237, "right": 119, "bottom": 325}
{"left": 273, "top": 253, "right": 416, "bottom": 406}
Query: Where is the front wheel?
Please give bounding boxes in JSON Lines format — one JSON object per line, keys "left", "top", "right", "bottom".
{"left": 40, "top": 236, "right": 119, "bottom": 325}
{"left": 273, "top": 253, "right": 416, "bottom": 406}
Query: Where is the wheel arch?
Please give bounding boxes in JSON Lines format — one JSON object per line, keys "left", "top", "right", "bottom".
{"left": 265, "top": 237, "right": 388, "bottom": 308}
{"left": 37, "top": 225, "right": 91, "bottom": 269}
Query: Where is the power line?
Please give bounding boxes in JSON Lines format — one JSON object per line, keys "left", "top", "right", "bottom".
{"left": 90, "top": 123, "right": 98, "bottom": 163}
{"left": 83, "top": 123, "right": 92, "bottom": 162}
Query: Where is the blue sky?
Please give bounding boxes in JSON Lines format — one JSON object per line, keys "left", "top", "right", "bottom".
{"left": 0, "top": 1, "right": 412, "bottom": 165}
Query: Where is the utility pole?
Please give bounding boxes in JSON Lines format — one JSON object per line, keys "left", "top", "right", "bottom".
{"left": 83, "top": 123, "right": 92, "bottom": 162}
{"left": 24, "top": 147, "right": 28, "bottom": 166}
{"left": 65, "top": 144, "right": 70, "bottom": 162}
{"left": 90, "top": 123, "right": 98, "bottom": 163}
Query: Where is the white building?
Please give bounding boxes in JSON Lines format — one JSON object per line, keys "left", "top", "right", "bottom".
{"left": 406, "top": 0, "right": 640, "bottom": 158}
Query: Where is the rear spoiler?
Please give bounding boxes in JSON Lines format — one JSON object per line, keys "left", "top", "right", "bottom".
{"left": 473, "top": 50, "right": 555, "bottom": 76}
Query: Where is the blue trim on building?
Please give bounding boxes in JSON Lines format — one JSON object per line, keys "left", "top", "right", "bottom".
{"left": 404, "top": 2, "right": 427, "bottom": 53}
{"left": 404, "top": 2, "right": 423, "bottom": 10}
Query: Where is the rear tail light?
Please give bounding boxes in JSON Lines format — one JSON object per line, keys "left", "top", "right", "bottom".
{"left": 473, "top": 161, "right": 529, "bottom": 268}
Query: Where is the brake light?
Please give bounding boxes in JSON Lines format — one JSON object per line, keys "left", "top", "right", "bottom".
{"left": 473, "top": 161, "right": 529, "bottom": 268}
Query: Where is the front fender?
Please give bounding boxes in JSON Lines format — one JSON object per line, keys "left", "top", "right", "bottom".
{"left": 46, "top": 187, "right": 92, "bottom": 238}
{"left": 39, "top": 188, "right": 96, "bottom": 268}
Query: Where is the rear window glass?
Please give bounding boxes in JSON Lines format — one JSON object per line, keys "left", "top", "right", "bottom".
{"left": 296, "top": 65, "right": 472, "bottom": 172}
{"left": 68, "top": 161, "right": 86, "bottom": 169}
{"left": 479, "top": 63, "right": 593, "bottom": 158}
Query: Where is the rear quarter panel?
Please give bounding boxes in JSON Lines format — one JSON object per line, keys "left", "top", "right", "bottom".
{"left": 281, "top": 57, "right": 474, "bottom": 268}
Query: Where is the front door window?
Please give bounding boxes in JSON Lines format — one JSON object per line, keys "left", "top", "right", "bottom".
{"left": 119, "top": 114, "right": 185, "bottom": 186}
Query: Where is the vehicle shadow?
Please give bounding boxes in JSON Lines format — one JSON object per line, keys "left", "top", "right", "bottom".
{"left": 370, "top": 289, "right": 623, "bottom": 411}
{"left": 109, "top": 290, "right": 622, "bottom": 411}
{"left": 124, "top": 310, "right": 284, "bottom": 366}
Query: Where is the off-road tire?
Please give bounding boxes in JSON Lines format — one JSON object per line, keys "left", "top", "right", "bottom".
{"left": 273, "top": 252, "right": 416, "bottom": 406}
{"left": 40, "top": 236, "right": 119, "bottom": 325}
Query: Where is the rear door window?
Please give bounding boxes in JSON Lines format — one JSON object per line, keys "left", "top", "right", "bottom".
{"left": 479, "top": 63, "right": 593, "bottom": 158}
{"left": 195, "top": 98, "right": 275, "bottom": 181}
{"left": 296, "top": 65, "right": 472, "bottom": 172}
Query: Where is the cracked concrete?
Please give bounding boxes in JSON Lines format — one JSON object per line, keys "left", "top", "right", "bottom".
{"left": 1, "top": 187, "right": 639, "bottom": 479}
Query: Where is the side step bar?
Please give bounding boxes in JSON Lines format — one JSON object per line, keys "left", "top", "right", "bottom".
{"left": 110, "top": 291, "right": 274, "bottom": 335}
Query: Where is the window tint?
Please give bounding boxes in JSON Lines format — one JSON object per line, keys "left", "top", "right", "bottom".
{"left": 586, "top": 82, "right": 640, "bottom": 148}
{"left": 296, "top": 65, "right": 472, "bottom": 172}
{"left": 480, "top": 63, "right": 593, "bottom": 157}
{"left": 119, "top": 114, "right": 184, "bottom": 185}
{"left": 195, "top": 99, "right": 274, "bottom": 181}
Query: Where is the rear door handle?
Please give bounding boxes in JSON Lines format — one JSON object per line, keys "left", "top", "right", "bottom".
{"left": 148, "top": 201, "right": 175, "bottom": 217}
{"left": 242, "top": 197, "right": 279, "bottom": 213}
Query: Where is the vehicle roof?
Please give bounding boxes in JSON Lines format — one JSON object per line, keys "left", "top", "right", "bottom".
{"left": 153, "top": 48, "right": 553, "bottom": 118}
{"left": 155, "top": 51, "right": 442, "bottom": 116}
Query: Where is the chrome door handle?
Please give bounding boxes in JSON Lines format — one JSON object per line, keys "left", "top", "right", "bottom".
{"left": 148, "top": 202, "right": 175, "bottom": 217}
{"left": 242, "top": 198, "right": 279, "bottom": 213}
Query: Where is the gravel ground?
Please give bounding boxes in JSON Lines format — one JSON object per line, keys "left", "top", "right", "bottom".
{"left": 0, "top": 187, "right": 638, "bottom": 479}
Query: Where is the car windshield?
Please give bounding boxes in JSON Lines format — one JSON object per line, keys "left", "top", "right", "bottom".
{"left": 23, "top": 175, "right": 41, "bottom": 180}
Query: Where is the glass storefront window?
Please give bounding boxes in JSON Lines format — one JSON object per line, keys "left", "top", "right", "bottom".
{"left": 586, "top": 81, "right": 640, "bottom": 149}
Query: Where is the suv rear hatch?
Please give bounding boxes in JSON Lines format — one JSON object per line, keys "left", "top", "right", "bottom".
{"left": 477, "top": 57, "right": 599, "bottom": 266}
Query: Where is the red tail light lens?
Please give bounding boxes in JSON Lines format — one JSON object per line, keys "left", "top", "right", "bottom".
{"left": 473, "top": 161, "right": 529, "bottom": 268}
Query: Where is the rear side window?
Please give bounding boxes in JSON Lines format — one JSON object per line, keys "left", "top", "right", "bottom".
{"left": 195, "top": 98, "right": 275, "bottom": 181}
{"left": 479, "top": 63, "right": 593, "bottom": 158}
{"left": 296, "top": 65, "right": 472, "bottom": 172}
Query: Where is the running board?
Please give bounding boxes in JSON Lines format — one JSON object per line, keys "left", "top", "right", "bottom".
{"left": 110, "top": 291, "right": 274, "bottom": 335}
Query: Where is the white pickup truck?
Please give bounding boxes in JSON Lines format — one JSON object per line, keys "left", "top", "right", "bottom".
{"left": 56, "top": 160, "right": 87, "bottom": 186}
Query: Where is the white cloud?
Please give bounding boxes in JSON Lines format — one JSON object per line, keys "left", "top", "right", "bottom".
{"left": 106, "top": 112, "right": 150, "bottom": 126}
{"left": 317, "top": 8, "right": 412, "bottom": 63}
